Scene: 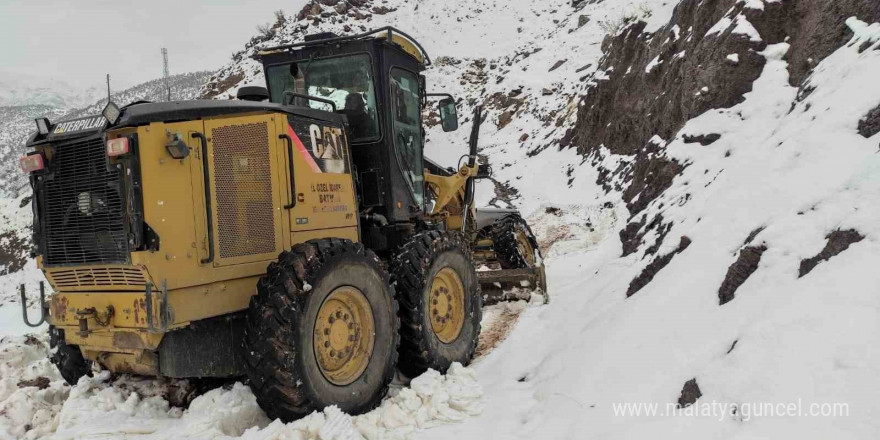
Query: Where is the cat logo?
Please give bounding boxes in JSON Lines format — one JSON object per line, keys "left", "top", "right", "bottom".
{"left": 52, "top": 116, "right": 106, "bottom": 135}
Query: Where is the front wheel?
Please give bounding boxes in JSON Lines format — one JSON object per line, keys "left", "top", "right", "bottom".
{"left": 243, "top": 238, "right": 399, "bottom": 421}
{"left": 392, "top": 231, "right": 482, "bottom": 378}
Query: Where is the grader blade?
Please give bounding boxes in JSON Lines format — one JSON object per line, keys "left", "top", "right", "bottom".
{"left": 478, "top": 266, "right": 548, "bottom": 305}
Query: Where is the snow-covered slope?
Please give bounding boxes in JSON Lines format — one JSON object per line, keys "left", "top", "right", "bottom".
{"left": 0, "top": 72, "right": 103, "bottom": 109}
{"left": 2, "top": 0, "right": 880, "bottom": 438}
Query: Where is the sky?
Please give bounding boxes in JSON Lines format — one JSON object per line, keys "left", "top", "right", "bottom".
{"left": 0, "top": 0, "right": 306, "bottom": 90}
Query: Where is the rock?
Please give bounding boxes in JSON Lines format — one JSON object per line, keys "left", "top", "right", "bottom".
{"left": 498, "top": 111, "right": 514, "bottom": 130}
{"left": 622, "top": 149, "right": 685, "bottom": 215}
{"left": 718, "top": 245, "right": 766, "bottom": 305}
{"left": 549, "top": 59, "right": 567, "bottom": 72}
{"left": 857, "top": 104, "right": 880, "bottom": 138}
{"left": 677, "top": 379, "right": 702, "bottom": 408}
{"left": 619, "top": 215, "right": 648, "bottom": 257}
{"left": 372, "top": 6, "right": 397, "bottom": 15}
{"left": 17, "top": 377, "right": 50, "bottom": 390}
{"left": 519, "top": 133, "right": 530, "bottom": 142}
{"left": 578, "top": 15, "right": 591, "bottom": 28}
{"left": 799, "top": 229, "right": 865, "bottom": 277}
{"left": 726, "top": 340, "right": 738, "bottom": 354}
{"left": 626, "top": 236, "right": 692, "bottom": 297}
{"left": 743, "top": 226, "right": 765, "bottom": 246}
{"left": 542, "top": 88, "right": 554, "bottom": 96}
{"left": 682, "top": 133, "right": 722, "bottom": 145}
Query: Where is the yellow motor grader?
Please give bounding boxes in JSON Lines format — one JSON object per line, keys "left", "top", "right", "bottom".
{"left": 18, "top": 27, "right": 545, "bottom": 420}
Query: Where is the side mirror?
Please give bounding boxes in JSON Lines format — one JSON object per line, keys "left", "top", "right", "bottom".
{"left": 438, "top": 98, "right": 459, "bottom": 132}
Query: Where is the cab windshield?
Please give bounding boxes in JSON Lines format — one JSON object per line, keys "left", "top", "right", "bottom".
{"left": 266, "top": 54, "right": 380, "bottom": 141}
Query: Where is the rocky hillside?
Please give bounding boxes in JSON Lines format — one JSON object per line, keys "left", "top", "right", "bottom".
{"left": 0, "top": 71, "right": 212, "bottom": 197}
{"left": 0, "top": 71, "right": 212, "bottom": 307}
{"left": 1, "top": 0, "right": 879, "bottom": 438}
{"left": 0, "top": 72, "right": 104, "bottom": 109}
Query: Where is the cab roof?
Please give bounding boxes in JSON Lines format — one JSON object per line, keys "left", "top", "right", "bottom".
{"left": 256, "top": 26, "right": 430, "bottom": 66}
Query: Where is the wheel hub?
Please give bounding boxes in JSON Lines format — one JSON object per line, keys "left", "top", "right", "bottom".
{"left": 314, "top": 287, "right": 375, "bottom": 385}
{"left": 516, "top": 228, "right": 537, "bottom": 267}
{"left": 429, "top": 267, "right": 465, "bottom": 343}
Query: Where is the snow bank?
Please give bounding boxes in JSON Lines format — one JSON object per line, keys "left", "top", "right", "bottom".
{"left": 0, "top": 331, "right": 483, "bottom": 440}
{"left": 0, "top": 334, "right": 68, "bottom": 439}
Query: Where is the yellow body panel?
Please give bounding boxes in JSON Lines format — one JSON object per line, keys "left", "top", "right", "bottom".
{"left": 41, "top": 111, "right": 359, "bottom": 371}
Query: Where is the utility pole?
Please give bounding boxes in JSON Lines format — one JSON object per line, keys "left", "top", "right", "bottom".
{"left": 161, "top": 48, "right": 171, "bottom": 101}
{"left": 106, "top": 74, "right": 111, "bottom": 101}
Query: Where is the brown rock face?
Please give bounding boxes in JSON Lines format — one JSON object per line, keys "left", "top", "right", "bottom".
{"left": 568, "top": 0, "right": 880, "bottom": 251}
{"left": 677, "top": 378, "right": 702, "bottom": 408}
{"left": 572, "top": 0, "right": 880, "bottom": 158}
{"left": 858, "top": 104, "right": 880, "bottom": 139}
{"left": 799, "top": 229, "right": 865, "bottom": 277}
{"left": 572, "top": 0, "right": 770, "bottom": 158}
{"left": 626, "top": 236, "right": 692, "bottom": 297}
{"left": 718, "top": 245, "right": 766, "bottom": 305}
{"left": 783, "top": 0, "right": 880, "bottom": 86}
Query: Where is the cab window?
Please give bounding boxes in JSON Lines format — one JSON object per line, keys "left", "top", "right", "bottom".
{"left": 390, "top": 68, "right": 423, "bottom": 208}
{"left": 266, "top": 54, "right": 380, "bottom": 141}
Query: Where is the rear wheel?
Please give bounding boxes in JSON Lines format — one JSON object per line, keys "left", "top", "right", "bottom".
{"left": 49, "top": 326, "right": 91, "bottom": 385}
{"left": 392, "top": 231, "right": 481, "bottom": 377}
{"left": 243, "top": 238, "right": 399, "bottom": 421}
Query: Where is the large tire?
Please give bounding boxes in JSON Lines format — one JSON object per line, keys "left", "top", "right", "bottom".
{"left": 243, "top": 238, "right": 399, "bottom": 421}
{"left": 392, "top": 231, "right": 481, "bottom": 378}
{"left": 49, "top": 326, "right": 91, "bottom": 385}
{"left": 491, "top": 215, "right": 542, "bottom": 270}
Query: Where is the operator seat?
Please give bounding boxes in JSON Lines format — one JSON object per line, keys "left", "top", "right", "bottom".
{"left": 342, "top": 93, "right": 370, "bottom": 138}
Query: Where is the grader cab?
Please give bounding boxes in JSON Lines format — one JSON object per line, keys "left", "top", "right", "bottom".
{"left": 19, "top": 27, "right": 545, "bottom": 420}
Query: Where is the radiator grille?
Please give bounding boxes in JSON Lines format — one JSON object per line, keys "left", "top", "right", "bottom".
{"left": 211, "top": 122, "right": 276, "bottom": 259}
{"left": 48, "top": 266, "right": 146, "bottom": 288}
{"left": 41, "top": 136, "right": 127, "bottom": 265}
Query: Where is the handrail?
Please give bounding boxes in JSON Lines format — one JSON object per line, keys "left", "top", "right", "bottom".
{"left": 191, "top": 132, "right": 214, "bottom": 265}
{"left": 280, "top": 134, "right": 297, "bottom": 209}
{"left": 20, "top": 282, "right": 47, "bottom": 327}
{"left": 282, "top": 92, "right": 337, "bottom": 111}
{"left": 258, "top": 26, "right": 432, "bottom": 66}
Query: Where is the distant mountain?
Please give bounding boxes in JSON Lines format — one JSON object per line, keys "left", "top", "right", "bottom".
{"left": 0, "top": 71, "right": 104, "bottom": 109}
{"left": 0, "top": 70, "right": 213, "bottom": 197}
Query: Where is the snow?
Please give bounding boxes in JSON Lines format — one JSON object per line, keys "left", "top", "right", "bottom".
{"left": 706, "top": 15, "right": 762, "bottom": 43}
{"left": 1, "top": 0, "right": 879, "bottom": 439}
{"left": 727, "top": 53, "right": 740, "bottom": 64}
{"left": 847, "top": 16, "right": 880, "bottom": 45}
{"left": 0, "top": 334, "right": 484, "bottom": 440}
{"left": 741, "top": 0, "right": 765, "bottom": 11}
{"left": 645, "top": 55, "right": 662, "bottom": 73}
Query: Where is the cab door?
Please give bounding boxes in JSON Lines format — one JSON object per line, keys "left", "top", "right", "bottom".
{"left": 193, "top": 114, "right": 286, "bottom": 267}
{"left": 283, "top": 115, "right": 358, "bottom": 243}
